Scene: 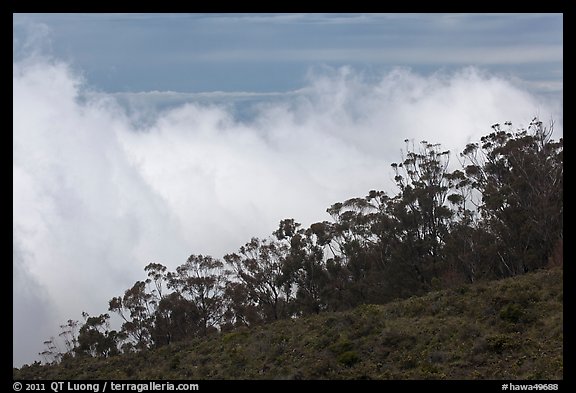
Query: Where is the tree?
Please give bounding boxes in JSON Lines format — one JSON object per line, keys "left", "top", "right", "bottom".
{"left": 390, "top": 140, "right": 455, "bottom": 285}
{"left": 324, "top": 197, "right": 388, "bottom": 306}
{"left": 224, "top": 237, "right": 293, "bottom": 322}
{"left": 58, "top": 319, "right": 79, "bottom": 355}
{"left": 461, "top": 119, "right": 563, "bottom": 276}
{"left": 76, "top": 312, "right": 122, "bottom": 358}
{"left": 39, "top": 337, "right": 61, "bottom": 365}
{"left": 221, "top": 281, "right": 264, "bottom": 330}
{"left": 152, "top": 291, "right": 201, "bottom": 345}
{"left": 38, "top": 320, "right": 81, "bottom": 364}
{"left": 167, "top": 255, "right": 229, "bottom": 336}
{"left": 274, "top": 219, "right": 329, "bottom": 315}
{"left": 108, "top": 280, "right": 156, "bottom": 350}
{"left": 144, "top": 262, "right": 169, "bottom": 302}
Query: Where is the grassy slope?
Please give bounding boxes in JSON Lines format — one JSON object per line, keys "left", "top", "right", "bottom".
{"left": 14, "top": 268, "right": 563, "bottom": 380}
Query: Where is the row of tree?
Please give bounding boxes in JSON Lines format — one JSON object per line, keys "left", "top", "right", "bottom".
{"left": 39, "top": 118, "right": 563, "bottom": 363}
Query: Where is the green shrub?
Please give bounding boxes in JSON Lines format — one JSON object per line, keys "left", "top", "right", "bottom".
{"left": 499, "top": 303, "right": 524, "bottom": 323}
{"left": 329, "top": 336, "right": 353, "bottom": 354}
{"left": 337, "top": 351, "right": 360, "bottom": 367}
{"left": 486, "top": 334, "right": 517, "bottom": 354}
{"left": 400, "top": 354, "right": 418, "bottom": 370}
{"left": 222, "top": 330, "right": 248, "bottom": 344}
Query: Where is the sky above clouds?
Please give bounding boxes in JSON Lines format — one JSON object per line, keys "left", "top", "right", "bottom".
{"left": 13, "top": 13, "right": 563, "bottom": 367}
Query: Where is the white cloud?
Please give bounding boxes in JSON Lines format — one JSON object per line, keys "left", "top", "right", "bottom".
{"left": 13, "top": 56, "right": 562, "bottom": 367}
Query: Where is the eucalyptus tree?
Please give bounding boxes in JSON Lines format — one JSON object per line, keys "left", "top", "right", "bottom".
{"left": 224, "top": 237, "right": 293, "bottom": 322}
{"left": 167, "top": 254, "right": 229, "bottom": 336}
{"left": 460, "top": 119, "right": 563, "bottom": 276}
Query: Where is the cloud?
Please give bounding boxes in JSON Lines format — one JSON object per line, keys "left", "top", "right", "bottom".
{"left": 13, "top": 55, "right": 562, "bottom": 367}
{"left": 13, "top": 238, "right": 55, "bottom": 366}
{"left": 13, "top": 58, "right": 189, "bottom": 366}
{"left": 13, "top": 15, "right": 53, "bottom": 61}
{"left": 186, "top": 44, "right": 563, "bottom": 65}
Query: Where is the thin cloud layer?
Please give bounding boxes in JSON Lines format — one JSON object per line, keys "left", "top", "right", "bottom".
{"left": 13, "top": 56, "right": 562, "bottom": 367}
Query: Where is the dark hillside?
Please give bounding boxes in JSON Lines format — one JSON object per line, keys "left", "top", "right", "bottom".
{"left": 14, "top": 268, "right": 562, "bottom": 380}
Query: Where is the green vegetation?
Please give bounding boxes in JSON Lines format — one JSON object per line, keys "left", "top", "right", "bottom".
{"left": 14, "top": 118, "right": 562, "bottom": 379}
{"left": 13, "top": 268, "right": 563, "bottom": 379}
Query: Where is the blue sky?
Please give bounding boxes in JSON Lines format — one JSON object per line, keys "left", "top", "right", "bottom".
{"left": 13, "top": 13, "right": 563, "bottom": 93}
{"left": 13, "top": 13, "right": 562, "bottom": 368}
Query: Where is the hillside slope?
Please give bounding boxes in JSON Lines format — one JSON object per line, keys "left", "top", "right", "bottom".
{"left": 14, "top": 268, "right": 563, "bottom": 380}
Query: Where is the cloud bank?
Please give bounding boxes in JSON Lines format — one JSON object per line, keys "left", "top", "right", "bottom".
{"left": 13, "top": 56, "right": 562, "bottom": 367}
